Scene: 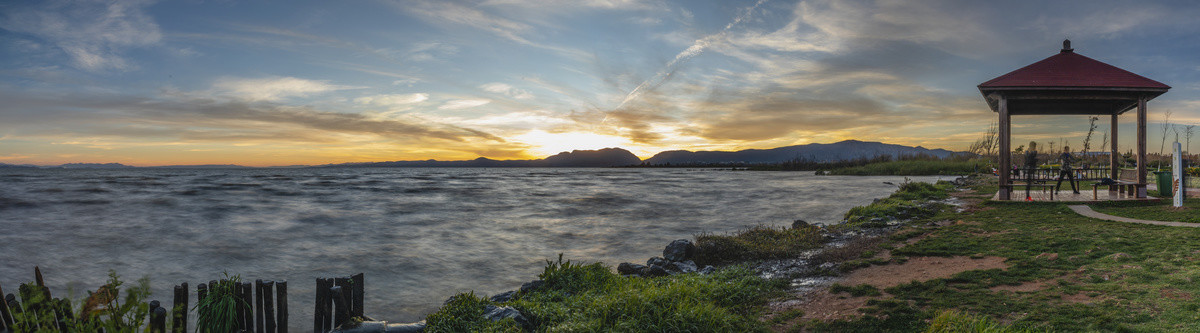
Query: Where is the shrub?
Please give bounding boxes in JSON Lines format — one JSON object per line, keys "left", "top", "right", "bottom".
{"left": 693, "top": 224, "right": 824, "bottom": 266}
{"left": 424, "top": 256, "right": 784, "bottom": 332}
{"left": 10, "top": 270, "right": 152, "bottom": 333}
{"left": 194, "top": 273, "right": 246, "bottom": 333}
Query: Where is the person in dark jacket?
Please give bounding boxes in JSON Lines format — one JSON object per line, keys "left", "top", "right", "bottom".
{"left": 1055, "top": 146, "right": 1079, "bottom": 194}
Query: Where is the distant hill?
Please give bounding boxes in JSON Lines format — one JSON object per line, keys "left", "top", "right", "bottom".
{"left": 332, "top": 147, "right": 643, "bottom": 168}
{"left": 144, "top": 164, "right": 251, "bottom": 169}
{"left": 643, "top": 140, "right": 963, "bottom": 165}
{"left": 57, "top": 163, "right": 136, "bottom": 169}
{"left": 0, "top": 163, "right": 39, "bottom": 169}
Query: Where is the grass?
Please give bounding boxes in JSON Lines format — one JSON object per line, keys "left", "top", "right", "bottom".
{"left": 8, "top": 270, "right": 152, "bottom": 333}
{"left": 823, "top": 158, "right": 988, "bottom": 176}
{"left": 795, "top": 175, "right": 1200, "bottom": 332}
{"left": 692, "top": 224, "right": 824, "bottom": 266}
{"left": 1090, "top": 198, "right": 1200, "bottom": 223}
{"left": 424, "top": 256, "right": 786, "bottom": 332}
{"left": 194, "top": 273, "right": 245, "bottom": 333}
{"left": 924, "top": 310, "right": 1035, "bottom": 333}
{"left": 836, "top": 180, "right": 955, "bottom": 230}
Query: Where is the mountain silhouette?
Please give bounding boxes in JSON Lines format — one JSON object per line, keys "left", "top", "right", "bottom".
{"left": 335, "top": 147, "right": 642, "bottom": 168}
{"left": 643, "top": 140, "right": 961, "bottom": 165}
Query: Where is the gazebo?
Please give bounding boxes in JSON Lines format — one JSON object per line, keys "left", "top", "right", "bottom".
{"left": 978, "top": 40, "right": 1170, "bottom": 200}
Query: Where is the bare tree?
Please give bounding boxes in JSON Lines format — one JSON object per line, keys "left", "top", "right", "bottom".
{"left": 1081, "top": 116, "right": 1099, "bottom": 164}
{"left": 1159, "top": 111, "right": 1173, "bottom": 169}
{"left": 1186, "top": 124, "right": 1196, "bottom": 159}
{"left": 985, "top": 122, "right": 998, "bottom": 157}
{"left": 1100, "top": 130, "right": 1109, "bottom": 153}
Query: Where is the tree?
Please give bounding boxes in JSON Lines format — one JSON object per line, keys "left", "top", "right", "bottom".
{"left": 1081, "top": 116, "right": 1099, "bottom": 164}
{"left": 1186, "top": 124, "right": 1196, "bottom": 160}
{"left": 1158, "top": 111, "right": 1173, "bottom": 170}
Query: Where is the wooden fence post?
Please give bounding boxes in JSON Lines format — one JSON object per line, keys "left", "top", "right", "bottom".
{"left": 350, "top": 273, "right": 363, "bottom": 319}
{"left": 314, "top": 278, "right": 329, "bottom": 333}
{"left": 240, "top": 282, "right": 253, "bottom": 331}
{"left": 330, "top": 286, "right": 348, "bottom": 329}
{"left": 197, "top": 283, "right": 208, "bottom": 305}
{"left": 276, "top": 281, "right": 288, "bottom": 333}
{"left": 149, "top": 300, "right": 166, "bottom": 333}
{"left": 255, "top": 279, "right": 264, "bottom": 333}
{"left": 263, "top": 281, "right": 276, "bottom": 333}
{"left": 172, "top": 283, "right": 188, "bottom": 333}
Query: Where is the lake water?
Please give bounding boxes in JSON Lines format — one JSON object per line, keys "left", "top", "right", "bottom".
{"left": 0, "top": 168, "right": 948, "bottom": 329}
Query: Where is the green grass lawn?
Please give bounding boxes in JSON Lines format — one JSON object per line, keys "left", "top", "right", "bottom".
{"left": 1089, "top": 197, "right": 1200, "bottom": 223}
{"left": 806, "top": 176, "right": 1200, "bottom": 332}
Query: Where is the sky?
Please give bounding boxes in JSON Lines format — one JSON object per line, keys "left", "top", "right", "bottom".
{"left": 2, "top": 0, "right": 1200, "bottom": 166}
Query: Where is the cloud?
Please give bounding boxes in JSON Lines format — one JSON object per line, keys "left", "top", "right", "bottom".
{"left": 211, "top": 77, "right": 361, "bottom": 102}
{"left": 355, "top": 93, "right": 431, "bottom": 106}
{"left": 0, "top": 90, "right": 506, "bottom": 145}
{"left": 438, "top": 99, "right": 492, "bottom": 110}
{"left": 0, "top": 0, "right": 162, "bottom": 71}
{"left": 390, "top": 0, "right": 590, "bottom": 60}
{"left": 480, "top": 82, "right": 534, "bottom": 99}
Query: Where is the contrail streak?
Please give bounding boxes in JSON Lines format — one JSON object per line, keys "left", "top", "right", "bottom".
{"left": 614, "top": 0, "right": 768, "bottom": 111}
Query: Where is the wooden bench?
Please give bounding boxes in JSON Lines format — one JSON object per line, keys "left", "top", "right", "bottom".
{"left": 1014, "top": 180, "right": 1057, "bottom": 200}
{"left": 1092, "top": 169, "right": 1140, "bottom": 199}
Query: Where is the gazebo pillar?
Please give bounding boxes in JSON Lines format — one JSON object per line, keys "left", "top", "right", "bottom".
{"left": 997, "top": 96, "right": 1011, "bottom": 200}
{"left": 1110, "top": 114, "right": 1119, "bottom": 190}
{"left": 1136, "top": 96, "right": 1148, "bottom": 198}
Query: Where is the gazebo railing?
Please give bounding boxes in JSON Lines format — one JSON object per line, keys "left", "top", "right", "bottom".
{"left": 1011, "top": 167, "right": 1113, "bottom": 182}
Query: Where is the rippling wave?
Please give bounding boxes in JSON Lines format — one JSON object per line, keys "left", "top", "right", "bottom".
{"left": 0, "top": 167, "right": 945, "bottom": 329}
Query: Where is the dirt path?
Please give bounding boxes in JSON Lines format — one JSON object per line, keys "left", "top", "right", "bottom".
{"left": 1068, "top": 205, "right": 1200, "bottom": 227}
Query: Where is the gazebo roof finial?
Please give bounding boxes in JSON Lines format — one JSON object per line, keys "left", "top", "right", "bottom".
{"left": 1061, "top": 39, "right": 1073, "bottom": 53}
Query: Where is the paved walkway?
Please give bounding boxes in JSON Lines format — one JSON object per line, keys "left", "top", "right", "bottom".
{"left": 1067, "top": 205, "right": 1199, "bottom": 228}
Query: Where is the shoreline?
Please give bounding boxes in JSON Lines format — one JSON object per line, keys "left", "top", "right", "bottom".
{"left": 408, "top": 177, "right": 964, "bottom": 331}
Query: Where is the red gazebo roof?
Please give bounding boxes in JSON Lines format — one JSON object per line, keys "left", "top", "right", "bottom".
{"left": 979, "top": 45, "right": 1170, "bottom": 89}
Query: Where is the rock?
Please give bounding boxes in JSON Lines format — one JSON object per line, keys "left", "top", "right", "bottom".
{"left": 792, "top": 219, "right": 812, "bottom": 229}
{"left": 330, "top": 320, "right": 425, "bottom": 333}
{"left": 665, "top": 260, "right": 698, "bottom": 274}
{"left": 484, "top": 305, "right": 531, "bottom": 329}
{"left": 519, "top": 280, "right": 544, "bottom": 293}
{"left": 386, "top": 321, "right": 426, "bottom": 333}
{"left": 641, "top": 264, "right": 670, "bottom": 277}
{"left": 490, "top": 290, "right": 517, "bottom": 303}
{"left": 698, "top": 266, "right": 716, "bottom": 275}
{"left": 618, "top": 262, "right": 647, "bottom": 275}
{"left": 646, "top": 256, "right": 669, "bottom": 267}
{"left": 663, "top": 239, "right": 697, "bottom": 262}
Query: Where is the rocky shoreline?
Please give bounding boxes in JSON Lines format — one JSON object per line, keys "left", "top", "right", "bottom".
{"left": 336, "top": 177, "right": 966, "bottom": 332}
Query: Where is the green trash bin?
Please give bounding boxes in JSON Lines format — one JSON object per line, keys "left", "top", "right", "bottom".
{"left": 1154, "top": 171, "right": 1172, "bottom": 197}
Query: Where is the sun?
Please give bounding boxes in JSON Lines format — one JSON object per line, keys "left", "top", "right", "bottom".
{"left": 514, "top": 130, "right": 632, "bottom": 157}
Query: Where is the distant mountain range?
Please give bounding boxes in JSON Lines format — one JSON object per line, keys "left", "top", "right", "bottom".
{"left": 642, "top": 140, "right": 962, "bottom": 165}
{"left": 0, "top": 141, "right": 966, "bottom": 169}
{"left": 328, "top": 148, "right": 643, "bottom": 168}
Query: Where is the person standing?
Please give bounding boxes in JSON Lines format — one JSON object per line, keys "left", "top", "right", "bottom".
{"left": 1024, "top": 142, "right": 1039, "bottom": 200}
{"left": 1056, "top": 146, "right": 1079, "bottom": 194}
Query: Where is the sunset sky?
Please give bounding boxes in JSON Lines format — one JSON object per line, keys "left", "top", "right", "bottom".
{"left": 2, "top": 0, "right": 1200, "bottom": 166}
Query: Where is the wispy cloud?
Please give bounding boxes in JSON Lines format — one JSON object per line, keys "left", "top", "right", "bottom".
{"left": 480, "top": 82, "right": 534, "bottom": 100}
{"left": 211, "top": 77, "right": 362, "bottom": 102}
{"left": 616, "top": 0, "right": 768, "bottom": 109}
{"left": 390, "top": 0, "right": 590, "bottom": 60}
{"left": 438, "top": 99, "right": 492, "bottom": 110}
{"left": 0, "top": 90, "right": 505, "bottom": 145}
{"left": 355, "top": 93, "right": 430, "bottom": 106}
{"left": 0, "top": 0, "right": 162, "bottom": 72}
